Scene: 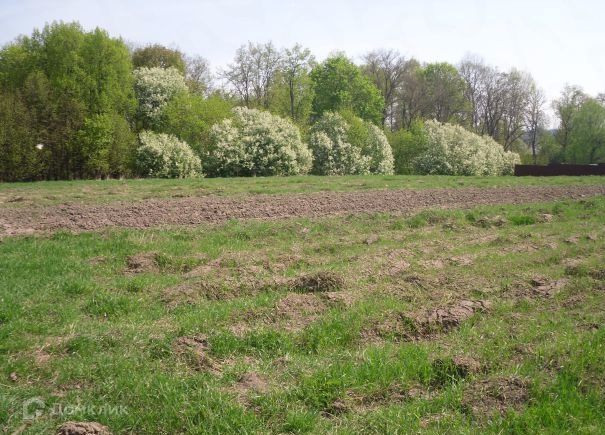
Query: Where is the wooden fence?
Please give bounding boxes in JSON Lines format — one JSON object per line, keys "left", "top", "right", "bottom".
{"left": 514, "top": 164, "right": 605, "bottom": 176}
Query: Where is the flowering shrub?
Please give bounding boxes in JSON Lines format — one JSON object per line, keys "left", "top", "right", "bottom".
{"left": 207, "top": 107, "right": 312, "bottom": 176}
{"left": 136, "top": 131, "right": 202, "bottom": 178}
{"left": 308, "top": 112, "right": 394, "bottom": 175}
{"left": 133, "top": 67, "right": 188, "bottom": 125}
{"left": 413, "top": 120, "right": 520, "bottom": 176}
{"left": 365, "top": 123, "right": 395, "bottom": 174}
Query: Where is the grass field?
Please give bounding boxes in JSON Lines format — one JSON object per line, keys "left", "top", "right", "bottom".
{"left": 1, "top": 176, "right": 604, "bottom": 434}
{"left": 2, "top": 175, "right": 605, "bottom": 207}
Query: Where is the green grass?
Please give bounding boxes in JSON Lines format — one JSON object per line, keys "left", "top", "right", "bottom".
{"left": 1, "top": 192, "right": 605, "bottom": 433}
{"left": 1, "top": 174, "right": 605, "bottom": 208}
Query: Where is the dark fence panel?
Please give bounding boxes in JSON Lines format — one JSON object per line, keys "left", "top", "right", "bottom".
{"left": 514, "top": 164, "right": 605, "bottom": 176}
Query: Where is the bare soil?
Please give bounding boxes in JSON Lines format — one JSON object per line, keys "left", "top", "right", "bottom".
{"left": 56, "top": 421, "right": 111, "bottom": 435}
{"left": 462, "top": 377, "right": 530, "bottom": 417}
{"left": 173, "top": 335, "right": 221, "bottom": 372}
{"left": 414, "top": 300, "right": 492, "bottom": 334}
{"left": 365, "top": 299, "right": 491, "bottom": 342}
{"left": 1, "top": 185, "right": 604, "bottom": 236}
{"left": 289, "top": 271, "right": 344, "bottom": 293}
{"left": 124, "top": 253, "right": 158, "bottom": 274}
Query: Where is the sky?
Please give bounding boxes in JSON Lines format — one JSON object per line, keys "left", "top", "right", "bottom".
{"left": 1, "top": 0, "right": 604, "bottom": 115}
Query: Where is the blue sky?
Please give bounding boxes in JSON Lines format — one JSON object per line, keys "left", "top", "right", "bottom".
{"left": 1, "top": 0, "right": 604, "bottom": 109}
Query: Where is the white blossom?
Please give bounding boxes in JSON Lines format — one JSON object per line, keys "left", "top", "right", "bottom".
{"left": 309, "top": 112, "right": 394, "bottom": 175}
{"left": 133, "top": 67, "right": 188, "bottom": 125}
{"left": 413, "top": 120, "right": 520, "bottom": 176}
{"left": 207, "top": 107, "right": 312, "bottom": 176}
{"left": 136, "top": 131, "right": 202, "bottom": 178}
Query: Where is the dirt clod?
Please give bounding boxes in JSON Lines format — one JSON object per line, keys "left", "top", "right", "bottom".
{"left": 274, "top": 293, "right": 327, "bottom": 331}
{"left": 522, "top": 277, "right": 568, "bottom": 298}
{"left": 462, "top": 377, "right": 529, "bottom": 417}
{"left": 589, "top": 269, "right": 605, "bottom": 280}
{"left": 448, "top": 255, "right": 474, "bottom": 266}
{"left": 234, "top": 372, "right": 269, "bottom": 395}
{"left": 174, "top": 335, "right": 219, "bottom": 372}
{"left": 321, "top": 291, "right": 359, "bottom": 306}
{"left": 125, "top": 253, "right": 158, "bottom": 274}
{"left": 162, "top": 281, "right": 226, "bottom": 308}
{"left": 565, "top": 236, "right": 579, "bottom": 244}
{"left": 289, "top": 271, "right": 344, "bottom": 293}
{"left": 414, "top": 300, "right": 491, "bottom": 334}
{"left": 539, "top": 213, "right": 553, "bottom": 222}
{"left": 365, "top": 234, "right": 379, "bottom": 245}
{"left": 56, "top": 421, "right": 111, "bottom": 435}
{"left": 365, "top": 300, "right": 490, "bottom": 342}
{"left": 474, "top": 215, "right": 507, "bottom": 228}
{"left": 452, "top": 355, "right": 483, "bottom": 375}
{"left": 323, "top": 399, "right": 348, "bottom": 417}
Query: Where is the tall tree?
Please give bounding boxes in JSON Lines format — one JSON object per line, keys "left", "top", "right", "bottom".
{"left": 185, "top": 55, "right": 212, "bottom": 96}
{"left": 273, "top": 44, "right": 315, "bottom": 122}
{"left": 552, "top": 85, "right": 587, "bottom": 151}
{"left": 222, "top": 42, "right": 281, "bottom": 109}
{"left": 395, "top": 59, "right": 424, "bottom": 129}
{"left": 310, "top": 54, "right": 384, "bottom": 125}
{"left": 362, "top": 49, "right": 407, "bottom": 129}
{"left": 500, "top": 70, "right": 532, "bottom": 150}
{"left": 566, "top": 99, "right": 605, "bottom": 163}
{"left": 419, "top": 62, "right": 467, "bottom": 123}
{"left": 132, "top": 44, "right": 186, "bottom": 73}
{"left": 0, "top": 21, "right": 135, "bottom": 180}
{"left": 524, "top": 84, "right": 547, "bottom": 163}
{"left": 459, "top": 55, "right": 489, "bottom": 132}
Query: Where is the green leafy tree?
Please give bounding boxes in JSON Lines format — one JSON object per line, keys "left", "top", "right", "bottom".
{"left": 419, "top": 62, "right": 467, "bottom": 123}
{"left": 0, "top": 91, "right": 43, "bottom": 181}
{"left": 388, "top": 120, "right": 428, "bottom": 174}
{"left": 270, "top": 44, "right": 315, "bottom": 124}
{"left": 310, "top": 55, "right": 385, "bottom": 125}
{"left": 132, "top": 44, "right": 186, "bottom": 74}
{"left": 0, "top": 21, "right": 135, "bottom": 180}
{"left": 566, "top": 99, "right": 605, "bottom": 163}
{"left": 532, "top": 131, "right": 563, "bottom": 164}
{"left": 159, "top": 93, "right": 232, "bottom": 155}
{"left": 75, "top": 113, "right": 136, "bottom": 178}
{"left": 553, "top": 85, "right": 587, "bottom": 151}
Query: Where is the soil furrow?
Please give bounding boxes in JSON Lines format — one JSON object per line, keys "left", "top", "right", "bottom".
{"left": 1, "top": 185, "right": 603, "bottom": 236}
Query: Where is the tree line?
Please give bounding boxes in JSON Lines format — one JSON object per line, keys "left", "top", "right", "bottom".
{"left": 0, "top": 22, "right": 603, "bottom": 181}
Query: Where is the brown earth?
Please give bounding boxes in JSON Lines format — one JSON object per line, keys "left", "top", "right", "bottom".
{"left": 230, "top": 292, "right": 328, "bottom": 335}
{"left": 365, "top": 299, "right": 491, "bottom": 342}
{"left": 56, "top": 421, "right": 111, "bottom": 435}
{"left": 1, "top": 185, "right": 604, "bottom": 236}
{"left": 289, "top": 271, "right": 344, "bottom": 293}
{"left": 462, "top": 377, "right": 529, "bottom": 417}
{"left": 414, "top": 300, "right": 492, "bottom": 334}
{"left": 124, "top": 253, "right": 158, "bottom": 274}
{"left": 173, "top": 335, "right": 221, "bottom": 373}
